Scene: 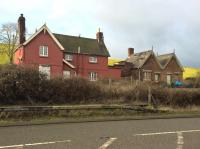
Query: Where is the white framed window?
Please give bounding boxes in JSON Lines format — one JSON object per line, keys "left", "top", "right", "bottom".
{"left": 63, "top": 70, "right": 71, "bottom": 79}
{"left": 89, "top": 56, "right": 97, "bottom": 63}
{"left": 89, "top": 72, "right": 97, "bottom": 81}
{"left": 154, "top": 74, "right": 160, "bottom": 82}
{"left": 39, "top": 65, "right": 50, "bottom": 79}
{"left": 39, "top": 46, "right": 48, "bottom": 57}
{"left": 144, "top": 71, "right": 151, "bottom": 81}
{"left": 167, "top": 74, "right": 172, "bottom": 85}
{"left": 65, "top": 54, "right": 73, "bottom": 61}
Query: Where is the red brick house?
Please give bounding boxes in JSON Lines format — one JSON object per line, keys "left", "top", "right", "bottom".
{"left": 14, "top": 14, "right": 121, "bottom": 80}
{"left": 121, "top": 48, "right": 183, "bottom": 84}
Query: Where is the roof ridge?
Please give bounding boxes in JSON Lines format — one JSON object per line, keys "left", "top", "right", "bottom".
{"left": 157, "top": 52, "right": 174, "bottom": 57}
{"left": 134, "top": 50, "right": 153, "bottom": 55}
{"left": 53, "top": 33, "right": 96, "bottom": 41}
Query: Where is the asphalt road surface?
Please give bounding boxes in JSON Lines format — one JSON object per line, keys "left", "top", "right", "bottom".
{"left": 0, "top": 118, "right": 200, "bottom": 149}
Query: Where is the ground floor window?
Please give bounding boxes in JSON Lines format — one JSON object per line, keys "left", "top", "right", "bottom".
{"left": 154, "top": 73, "right": 160, "bottom": 82}
{"left": 39, "top": 65, "right": 50, "bottom": 79}
{"left": 143, "top": 71, "right": 151, "bottom": 81}
{"left": 167, "top": 74, "right": 172, "bottom": 85}
{"left": 63, "top": 70, "right": 71, "bottom": 79}
{"left": 89, "top": 72, "right": 98, "bottom": 81}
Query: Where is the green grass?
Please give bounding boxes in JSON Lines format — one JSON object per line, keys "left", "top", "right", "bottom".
{"left": 0, "top": 106, "right": 200, "bottom": 126}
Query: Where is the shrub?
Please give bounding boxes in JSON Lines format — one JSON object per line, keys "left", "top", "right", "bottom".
{"left": 0, "top": 65, "right": 200, "bottom": 107}
{"left": 0, "top": 65, "right": 45, "bottom": 105}
{"left": 39, "top": 77, "right": 103, "bottom": 104}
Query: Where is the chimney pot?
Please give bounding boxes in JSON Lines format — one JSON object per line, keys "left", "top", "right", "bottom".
{"left": 128, "top": 48, "right": 134, "bottom": 57}
{"left": 96, "top": 29, "right": 104, "bottom": 43}
{"left": 18, "top": 13, "right": 26, "bottom": 44}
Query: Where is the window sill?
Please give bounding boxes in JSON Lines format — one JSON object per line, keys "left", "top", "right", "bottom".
{"left": 89, "top": 62, "right": 98, "bottom": 64}
{"left": 144, "top": 79, "right": 151, "bottom": 81}
{"left": 39, "top": 55, "right": 48, "bottom": 58}
{"left": 90, "top": 79, "right": 97, "bottom": 81}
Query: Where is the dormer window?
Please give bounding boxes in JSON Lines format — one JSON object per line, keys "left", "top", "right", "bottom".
{"left": 65, "top": 54, "right": 73, "bottom": 61}
{"left": 39, "top": 46, "right": 48, "bottom": 57}
{"left": 89, "top": 56, "right": 97, "bottom": 63}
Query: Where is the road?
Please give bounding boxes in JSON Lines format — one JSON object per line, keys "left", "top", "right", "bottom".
{"left": 0, "top": 118, "right": 200, "bottom": 149}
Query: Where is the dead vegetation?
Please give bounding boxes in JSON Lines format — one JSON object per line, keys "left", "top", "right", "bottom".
{"left": 0, "top": 65, "right": 200, "bottom": 108}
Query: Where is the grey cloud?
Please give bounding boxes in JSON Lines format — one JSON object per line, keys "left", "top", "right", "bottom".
{"left": 92, "top": 0, "right": 200, "bottom": 67}
{"left": 1, "top": 0, "right": 200, "bottom": 67}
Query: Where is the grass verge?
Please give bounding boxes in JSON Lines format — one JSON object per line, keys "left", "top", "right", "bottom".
{"left": 0, "top": 105, "right": 200, "bottom": 126}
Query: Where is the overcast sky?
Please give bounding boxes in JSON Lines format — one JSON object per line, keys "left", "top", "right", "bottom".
{"left": 1, "top": 0, "right": 200, "bottom": 67}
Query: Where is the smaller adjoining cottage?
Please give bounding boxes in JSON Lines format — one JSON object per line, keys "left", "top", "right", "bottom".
{"left": 14, "top": 14, "right": 121, "bottom": 80}
{"left": 121, "top": 48, "right": 184, "bottom": 85}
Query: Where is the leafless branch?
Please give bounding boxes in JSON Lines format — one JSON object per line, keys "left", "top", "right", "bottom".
{"left": 0, "top": 23, "right": 19, "bottom": 63}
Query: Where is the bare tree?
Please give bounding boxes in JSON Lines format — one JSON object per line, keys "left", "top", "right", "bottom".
{"left": 0, "top": 23, "right": 18, "bottom": 64}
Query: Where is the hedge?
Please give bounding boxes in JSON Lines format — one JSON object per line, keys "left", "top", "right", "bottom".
{"left": 0, "top": 65, "right": 200, "bottom": 107}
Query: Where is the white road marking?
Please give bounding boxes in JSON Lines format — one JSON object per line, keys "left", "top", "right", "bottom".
{"left": 99, "top": 137, "right": 117, "bottom": 149}
{"left": 0, "top": 139, "right": 71, "bottom": 149}
{"left": 134, "top": 129, "right": 200, "bottom": 136}
{"left": 176, "top": 132, "right": 184, "bottom": 149}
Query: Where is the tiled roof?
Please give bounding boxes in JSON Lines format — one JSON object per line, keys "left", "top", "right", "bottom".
{"left": 126, "top": 50, "right": 183, "bottom": 70}
{"left": 157, "top": 53, "right": 174, "bottom": 67}
{"left": 53, "top": 33, "right": 110, "bottom": 57}
{"left": 126, "top": 50, "right": 153, "bottom": 68}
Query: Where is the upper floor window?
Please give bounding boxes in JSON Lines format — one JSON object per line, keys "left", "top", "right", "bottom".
{"left": 89, "top": 56, "right": 97, "bottom": 63}
{"left": 65, "top": 54, "right": 73, "bottom": 61}
{"left": 39, "top": 46, "right": 48, "bottom": 57}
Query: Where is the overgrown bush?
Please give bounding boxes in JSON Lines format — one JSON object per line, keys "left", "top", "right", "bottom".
{"left": 0, "top": 65, "right": 45, "bottom": 105}
{"left": 0, "top": 65, "right": 103, "bottom": 105}
{"left": 0, "top": 65, "right": 200, "bottom": 107}
{"left": 151, "top": 88, "right": 200, "bottom": 107}
{"left": 38, "top": 77, "right": 102, "bottom": 104}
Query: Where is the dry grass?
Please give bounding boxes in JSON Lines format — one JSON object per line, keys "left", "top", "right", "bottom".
{"left": 1, "top": 65, "right": 200, "bottom": 108}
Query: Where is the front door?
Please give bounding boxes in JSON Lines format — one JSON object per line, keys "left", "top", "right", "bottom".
{"left": 63, "top": 70, "right": 71, "bottom": 79}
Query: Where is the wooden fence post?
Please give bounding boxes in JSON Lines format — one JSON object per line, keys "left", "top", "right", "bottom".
{"left": 109, "top": 78, "right": 112, "bottom": 89}
{"left": 148, "top": 86, "right": 151, "bottom": 106}
{"left": 130, "top": 76, "right": 133, "bottom": 86}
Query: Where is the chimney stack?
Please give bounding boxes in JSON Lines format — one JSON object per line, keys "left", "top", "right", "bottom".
{"left": 18, "top": 14, "right": 26, "bottom": 44}
{"left": 96, "top": 28, "right": 104, "bottom": 44}
{"left": 128, "top": 48, "right": 134, "bottom": 57}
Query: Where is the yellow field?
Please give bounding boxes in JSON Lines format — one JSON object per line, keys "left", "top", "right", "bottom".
{"left": 0, "top": 53, "right": 9, "bottom": 64}
{"left": 183, "top": 67, "right": 200, "bottom": 79}
{"left": 0, "top": 44, "right": 9, "bottom": 64}
{"left": 108, "top": 57, "right": 123, "bottom": 66}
